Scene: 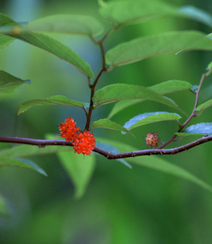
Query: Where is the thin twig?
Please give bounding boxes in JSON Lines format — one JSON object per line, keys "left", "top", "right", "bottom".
{"left": 84, "top": 28, "right": 112, "bottom": 130}
{"left": 0, "top": 135, "right": 211, "bottom": 159}
{"left": 84, "top": 85, "right": 95, "bottom": 131}
{"left": 158, "top": 70, "right": 210, "bottom": 149}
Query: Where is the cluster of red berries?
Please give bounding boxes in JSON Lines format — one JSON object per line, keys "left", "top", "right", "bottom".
{"left": 145, "top": 132, "right": 159, "bottom": 148}
{"left": 59, "top": 117, "right": 80, "bottom": 141}
{"left": 59, "top": 117, "right": 96, "bottom": 155}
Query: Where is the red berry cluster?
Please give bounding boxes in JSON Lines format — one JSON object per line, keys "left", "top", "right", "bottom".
{"left": 145, "top": 132, "right": 159, "bottom": 148}
{"left": 59, "top": 117, "right": 96, "bottom": 155}
{"left": 72, "top": 131, "right": 96, "bottom": 155}
{"left": 59, "top": 117, "right": 80, "bottom": 142}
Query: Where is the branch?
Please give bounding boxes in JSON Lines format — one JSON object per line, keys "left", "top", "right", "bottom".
{"left": 84, "top": 26, "right": 118, "bottom": 131}
{"left": 0, "top": 135, "right": 211, "bottom": 159}
{"left": 84, "top": 36, "right": 107, "bottom": 131}
{"left": 158, "top": 70, "right": 210, "bottom": 149}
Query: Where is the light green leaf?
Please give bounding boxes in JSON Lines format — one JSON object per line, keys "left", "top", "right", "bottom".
{"left": 0, "top": 156, "right": 47, "bottom": 176}
{"left": 99, "top": 0, "right": 179, "bottom": 26}
{"left": 195, "top": 99, "right": 212, "bottom": 112}
{"left": 99, "top": 2, "right": 212, "bottom": 28}
{"left": 179, "top": 5, "right": 212, "bottom": 28}
{"left": 207, "top": 61, "right": 212, "bottom": 70}
{"left": 98, "top": 138, "right": 212, "bottom": 192}
{"left": 108, "top": 80, "right": 192, "bottom": 119}
{"left": 93, "top": 83, "right": 179, "bottom": 110}
{"left": 108, "top": 100, "right": 141, "bottom": 119}
{"left": 149, "top": 80, "right": 193, "bottom": 94}
{"left": 0, "top": 13, "right": 94, "bottom": 78}
{"left": 57, "top": 151, "right": 95, "bottom": 199}
{"left": 176, "top": 122, "right": 212, "bottom": 137}
{"left": 0, "top": 13, "right": 18, "bottom": 26}
{"left": 10, "top": 32, "right": 94, "bottom": 78}
{"left": 106, "top": 31, "right": 212, "bottom": 68}
{"left": 0, "top": 13, "right": 16, "bottom": 49}
{"left": 0, "top": 70, "right": 28, "bottom": 93}
{"left": 27, "top": 15, "right": 104, "bottom": 37}
{"left": 91, "top": 118, "right": 133, "bottom": 135}
{"left": 123, "top": 112, "right": 181, "bottom": 131}
{"left": 18, "top": 95, "right": 85, "bottom": 115}
{"left": 98, "top": 0, "right": 106, "bottom": 8}
{"left": 0, "top": 34, "right": 14, "bottom": 50}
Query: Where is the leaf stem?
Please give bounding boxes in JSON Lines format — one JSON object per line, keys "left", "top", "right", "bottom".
{"left": 83, "top": 106, "right": 88, "bottom": 117}
{"left": 100, "top": 25, "right": 117, "bottom": 44}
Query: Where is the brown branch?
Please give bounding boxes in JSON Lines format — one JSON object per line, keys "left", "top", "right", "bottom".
{"left": 0, "top": 135, "right": 211, "bottom": 159}
{"left": 158, "top": 70, "right": 210, "bottom": 149}
{"left": 84, "top": 39, "right": 107, "bottom": 131}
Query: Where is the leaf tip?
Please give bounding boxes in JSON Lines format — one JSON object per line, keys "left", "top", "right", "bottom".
{"left": 17, "top": 109, "right": 22, "bottom": 116}
{"left": 25, "top": 79, "right": 31, "bottom": 84}
{"left": 42, "top": 171, "right": 48, "bottom": 177}
{"left": 98, "top": 0, "right": 106, "bottom": 7}
{"left": 36, "top": 166, "right": 48, "bottom": 177}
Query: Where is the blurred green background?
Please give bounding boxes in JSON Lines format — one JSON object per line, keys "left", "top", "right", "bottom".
{"left": 1, "top": 0, "right": 212, "bottom": 243}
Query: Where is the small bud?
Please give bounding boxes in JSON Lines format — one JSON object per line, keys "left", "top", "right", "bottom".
{"left": 145, "top": 132, "right": 159, "bottom": 147}
{"left": 11, "top": 27, "right": 20, "bottom": 35}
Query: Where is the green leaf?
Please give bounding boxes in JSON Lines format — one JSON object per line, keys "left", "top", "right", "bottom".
{"left": 0, "top": 13, "right": 16, "bottom": 25}
{"left": 0, "top": 34, "right": 14, "bottom": 50}
{"left": 0, "top": 13, "right": 94, "bottom": 78}
{"left": 18, "top": 95, "right": 85, "bottom": 115}
{"left": 149, "top": 80, "right": 193, "bottom": 94}
{"left": 123, "top": 112, "right": 181, "bottom": 131}
{"left": 108, "top": 80, "right": 192, "bottom": 119}
{"left": 27, "top": 15, "right": 104, "bottom": 37}
{"left": 8, "top": 31, "right": 94, "bottom": 78}
{"left": 93, "top": 83, "right": 179, "bottom": 110}
{"left": 99, "top": 0, "right": 179, "bottom": 26}
{"left": 57, "top": 151, "right": 95, "bottom": 199}
{"left": 106, "top": 31, "right": 212, "bottom": 68}
{"left": 179, "top": 6, "right": 212, "bottom": 28}
{"left": 108, "top": 100, "right": 141, "bottom": 119}
{"left": 207, "top": 61, "right": 212, "bottom": 70}
{"left": 0, "top": 156, "right": 47, "bottom": 176}
{"left": 98, "top": 138, "right": 212, "bottom": 192}
{"left": 176, "top": 122, "right": 212, "bottom": 137}
{"left": 0, "top": 13, "right": 19, "bottom": 49}
{"left": 195, "top": 99, "right": 212, "bottom": 112}
{"left": 98, "top": 0, "right": 106, "bottom": 8}
{"left": 0, "top": 70, "right": 28, "bottom": 93}
{"left": 91, "top": 118, "right": 133, "bottom": 135}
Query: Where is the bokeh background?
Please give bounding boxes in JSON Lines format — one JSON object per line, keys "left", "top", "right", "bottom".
{"left": 1, "top": 0, "right": 212, "bottom": 243}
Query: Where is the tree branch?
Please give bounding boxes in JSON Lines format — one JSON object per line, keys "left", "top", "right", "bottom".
{"left": 84, "top": 36, "right": 107, "bottom": 131}
{"left": 0, "top": 135, "right": 211, "bottom": 159}
{"left": 158, "top": 70, "right": 210, "bottom": 149}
